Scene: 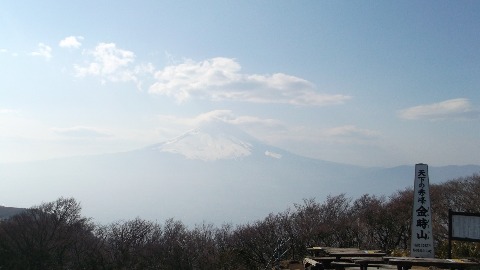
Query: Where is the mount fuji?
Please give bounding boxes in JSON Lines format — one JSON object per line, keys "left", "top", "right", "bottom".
{"left": 1, "top": 121, "right": 479, "bottom": 225}
{"left": 150, "top": 121, "right": 261, "bottom": 161}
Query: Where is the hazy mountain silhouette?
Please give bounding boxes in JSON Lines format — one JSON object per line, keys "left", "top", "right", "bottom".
{"left": 1, "top": 121, "right": 479, "bottom": 225}
{"left": 0, "top": 206, "right": 25, "bottom": 220}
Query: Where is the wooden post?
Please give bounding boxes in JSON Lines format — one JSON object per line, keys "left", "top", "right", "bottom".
{"left": 448, "top": 209, "right": 452, "bottom": 259}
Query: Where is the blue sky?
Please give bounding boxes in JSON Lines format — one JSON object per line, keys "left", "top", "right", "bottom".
{"left": 1, "top": 1, "right": 479, "bottom": 167}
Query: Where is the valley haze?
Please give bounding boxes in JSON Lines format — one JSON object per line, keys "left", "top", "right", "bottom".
{"left": 1, "top": 121, "right": 479, "bottom": 226}
{"left": 1, "top": 2, "right": 480, "bottom": 225}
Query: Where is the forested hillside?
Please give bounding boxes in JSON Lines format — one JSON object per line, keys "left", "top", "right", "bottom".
{"left": 0, "top": 173, "right": 479, "bottom": 269}
{"left": 0, "top": 206, "right": 24, "bottom": 220}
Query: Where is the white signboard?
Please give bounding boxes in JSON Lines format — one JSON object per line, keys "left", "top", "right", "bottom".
{"left": 410, "top": 163, "right": 434, "bottom": 258}
{"left": 452, "top": 214, "right": 480, "bottom": 241}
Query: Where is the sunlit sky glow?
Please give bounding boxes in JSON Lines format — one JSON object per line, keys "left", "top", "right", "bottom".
{"left": 1, "top": 1, "right": 479, "bottom": 166}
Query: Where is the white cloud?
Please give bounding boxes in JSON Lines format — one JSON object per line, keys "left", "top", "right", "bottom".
{"left": 156, "top": 110, "right": 235, "bottom": 131}
{"left": 74, "top": 43, "right": 154, "bottom": 89}
{"left": 154, "top": 110, "right": 282, "bottom": 141}
{"left": 398, "top": 98, "right": 479, "bottom": 120}
{"left": 59, "top": 36, "right": 83, "bottom": 48}
{"left": 155, "top": 110, "right": 378, "bottom": 149}
{"left": 157, "top": 110, "right": 283, "bottom": 134}
{"left": 52, "top": 126, "right": 111, "bottom": 138}
{"left": 0, "top": 113, "right": 145, "bottom": 162}
{"left": 260, "top": 124, "right": 381, "bottom": 148}
{"left": 31, "top": 43, "right": 52, "bottom": 59}
{"left": 192, "top": 110, "right": 236, "bottom": 124}
{"left": 322, "top": 125, "right": 380, "bottom": 139}
{"left": 72, "top": 45, "right": 348, "bottom": 104}
{"left": 265, "top": 150, "right": 282, "bottom": 159}
{"left": 75, "top": 43, "right": 134, "bottom": 77}
{"left": 149, "top": 57, "right": 351, "bottom": 106}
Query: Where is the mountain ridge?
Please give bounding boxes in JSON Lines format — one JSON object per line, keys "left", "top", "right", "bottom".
{"left": 1, "top": 122, "right": 479, "bottom": 225}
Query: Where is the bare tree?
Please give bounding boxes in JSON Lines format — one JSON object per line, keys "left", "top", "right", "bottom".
{"left": 103, "top": 217, "right": 162, "bottom": 269}
{"left": 0, "top": 197, "right": 97, "bottom": 270}
{"left": 292, "top": 195, "right": 354, "bottom": 248}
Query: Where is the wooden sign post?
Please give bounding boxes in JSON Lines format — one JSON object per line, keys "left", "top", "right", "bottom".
{"left": 410, "top": 163, "right": 434, "bottom": 258}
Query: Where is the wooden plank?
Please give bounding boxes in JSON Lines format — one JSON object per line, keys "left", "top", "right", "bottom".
{"left": 349, "top": 257, "right": 385, "bottom": 265}
{"left": 328, "top": 252, "right": 386, "bottom": 260}
{"left": 387, "top": 258, "right": 479, "bottom": 270}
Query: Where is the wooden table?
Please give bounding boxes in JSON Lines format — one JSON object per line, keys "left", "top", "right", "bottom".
{"left": 348, "top": 257, "right": 388, "bottom": 270}
{"left": 305, "top": 248, "right": 387, "bottom": 270}
{"left": 306, "top": 248, "right": 480, "bottom": 270}
{"left": 328, "top": 251, "right": 386, "bottom": 260}
{"left": 385, "top": 257, "right": 479, "bottom": 270}
{"left": 307, "top": 247, "right": 385, "bottom": 259}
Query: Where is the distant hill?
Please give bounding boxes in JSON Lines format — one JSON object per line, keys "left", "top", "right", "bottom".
{"left": 1, "top": 121, "right": 479, "bottom": 225}
{"left": 0, "top": 206, "right": 25, "bottom": 220}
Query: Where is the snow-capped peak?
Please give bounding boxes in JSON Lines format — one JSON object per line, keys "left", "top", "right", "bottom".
{"left": 152, "top": 122, "right": 255, "bottom": 161}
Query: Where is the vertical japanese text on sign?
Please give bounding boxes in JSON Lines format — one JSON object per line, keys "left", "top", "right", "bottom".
{"left": 410, "top": 163, "right": 434, "bottom": 258}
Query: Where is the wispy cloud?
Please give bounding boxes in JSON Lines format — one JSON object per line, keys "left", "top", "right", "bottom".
{"left": 270, "top": 124, "right": 381, "bottom": 147}
{"left": 322, "top": 125, "right": 380, "bottom": 139}
{"left": 59, "top": 36, "right": 83, "bottom": 49}
{"left": 265, "top": 150, "right": 282, "bottom": 159}
{"left": 31, "top": 43, "right": 52, "bottom": 59}
{"left": 157, "top": 110, "right": 283, "bottom": 131}
{"left": 71, "top": 42, "right": 349, "bottom": 106}
{"left": 74, "top": 43, "right": 134, "bottom": 81}
{"left": 398, "top": 98, "right": 479, "bottom": 120}
{"left": 149, "top": 57, "right": 351, "bottom": 106}
{"left": 74, "top": 43, "right": 154, "bottom": 87}
{"left": 155, "top": 110, "right": 379, "bottom": 147}
{"left": 52, "top": 126, "right": 111, "bottom": 138}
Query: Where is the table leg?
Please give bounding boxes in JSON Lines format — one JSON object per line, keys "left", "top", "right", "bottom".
{"left": 396, "top": 265, "right": 411, "bottom": 270}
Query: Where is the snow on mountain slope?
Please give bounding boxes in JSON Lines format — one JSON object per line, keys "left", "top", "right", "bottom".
{"left": 153, "top": 128, "right": 253, "bottom": 161}
{"left": 148, "top": 120, "right": 282, "bottom": 161}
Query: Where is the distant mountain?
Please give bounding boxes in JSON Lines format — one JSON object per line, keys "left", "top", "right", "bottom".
{"left": 151, "top": 120, "right": 259, "bottom": 161}
{"left": 0, "top": 206, "right": 25, "bottom": 220}
{"left": 1, "top": 121, "right": 479, "bottom": 225}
